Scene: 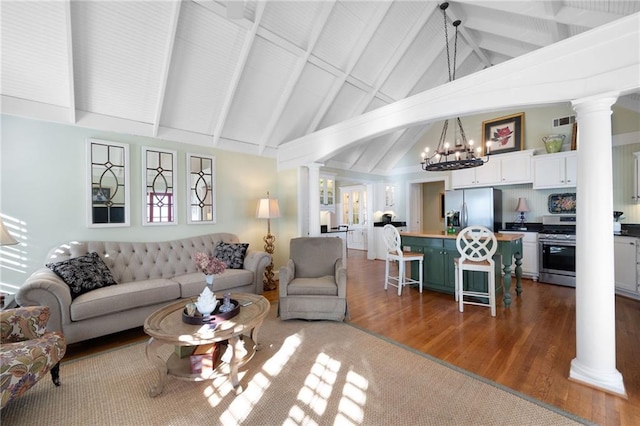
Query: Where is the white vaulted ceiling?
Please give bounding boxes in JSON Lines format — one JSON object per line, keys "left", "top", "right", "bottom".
{"left": 2, "top": 1, "right": 639, "bottom": 175}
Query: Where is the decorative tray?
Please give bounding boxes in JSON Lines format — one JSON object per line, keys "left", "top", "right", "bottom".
{"left": 548, "top": 193, "right": 576, "bottom": 214}
{"left": 182, "top": 298, "right": 240, "bottom": 325}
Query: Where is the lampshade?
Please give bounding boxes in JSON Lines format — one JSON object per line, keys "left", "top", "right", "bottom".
{"left": 514, "top": 198, "right": 530, "bottom": 213}
{"left": 256, "top": 196, "right": 280, "bottom": 219}
{"left": 0, "top": 219, "right": 18, "bottom": 246}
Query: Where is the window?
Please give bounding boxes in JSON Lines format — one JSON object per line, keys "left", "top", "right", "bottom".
{"left": 87, "top": 139, "right": 130, "bottom": 227}
{"left": 186, "top": 153, "right": 216, "bottom": 224}
{"left": 143, "top": 147, "right": 177, "bottom": 225}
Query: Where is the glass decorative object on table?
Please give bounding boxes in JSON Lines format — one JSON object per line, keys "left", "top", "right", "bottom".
{"left": 219, "top": 292, "right": 234, "bottom": 313}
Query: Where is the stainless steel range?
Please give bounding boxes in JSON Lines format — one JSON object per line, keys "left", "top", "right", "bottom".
{"left": 539, "top": 215, "right": 576, "bottom": 287}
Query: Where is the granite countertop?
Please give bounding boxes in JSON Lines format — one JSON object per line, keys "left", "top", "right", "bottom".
{"left": 373, "top": 221, "right": 407, "bottom": 227}
{"left": 400, "top": 231, "right": 524, "bottom": 241}
{"left": 617, "top": 224, "right": 640, "bottom": 238}
{"left": 501, "top": 222, "right": 543, "bottom": 232}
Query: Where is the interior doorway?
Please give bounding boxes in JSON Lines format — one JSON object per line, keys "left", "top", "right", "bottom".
{"left": 408, "top": 179, "right": 446, "bottom": 233}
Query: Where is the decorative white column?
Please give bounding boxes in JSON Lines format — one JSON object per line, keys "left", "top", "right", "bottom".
{"left": 307, "top": 163, "right": 322, "bottom": 237}
{"left": 570, "top": 94, "right": 626, "bottom": 397}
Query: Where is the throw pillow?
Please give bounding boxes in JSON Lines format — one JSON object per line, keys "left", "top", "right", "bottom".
{"left": 46, "top": 252, "right": 117, "bottom": 299}
{"left": 214, "top": 242, "right": 249, "bottom": 269}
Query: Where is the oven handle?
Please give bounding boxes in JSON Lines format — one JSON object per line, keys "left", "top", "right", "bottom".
{"left": 539, "top": 239, "right": 576, "bottom": 246}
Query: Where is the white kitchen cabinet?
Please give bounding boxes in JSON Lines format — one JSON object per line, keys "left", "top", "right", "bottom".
{"left": 614, "top": 236, "right": 639, "bottom": 299}
{"left": 451, "top": 157, "right": 499, "bottom": 188}
{"left": 319, "top": 173, "right": 336, "bottom": 212}
{"left": 499, "top": 151, "right": 532, "bottom": 184}
{"left": 384, "top": 184, "right": 396, "bottom": 209}
{"left": 532, "top": 151, "right": 577, "bottom": 189}
{"left": 633, "top": 152, "right": 640, "bottom": 203}
{"left": 451, "top": 150, "right": 533, "bottom": 188}
{"left": 500, "top": 231, "right": 539, "bottom": 280}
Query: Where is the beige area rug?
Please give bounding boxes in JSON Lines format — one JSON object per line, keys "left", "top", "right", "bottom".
{"left": 1, "top": 307, "right": 589, "bottom": 426}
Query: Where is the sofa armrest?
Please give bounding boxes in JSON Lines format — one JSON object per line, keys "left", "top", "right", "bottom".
{"left": 278, "top": 259, "right": 295, "bottom": 298}
{"left": 0, "top": 306, "right": 51, "bottom": 342}
{"left": 335, "top": 258, "right": 347, "bottom": 298}
{"left": 243, "top": 249, "right": 271, "bottom": 295}
{"left": 15, "top": 268, "right": 73, "bottom": 334}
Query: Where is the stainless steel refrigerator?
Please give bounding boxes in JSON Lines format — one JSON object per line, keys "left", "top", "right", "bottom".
{"left": 444, "top": 188, "right": 502, "bottom": 233}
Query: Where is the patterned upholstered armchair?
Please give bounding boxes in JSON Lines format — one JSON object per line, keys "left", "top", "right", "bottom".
{"left": 0, "top": 305, "right": 67, "bottom": 409}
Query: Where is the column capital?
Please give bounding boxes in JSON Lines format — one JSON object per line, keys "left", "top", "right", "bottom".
{"left": 306, "top": 163, "right": 324, "bottom": 170}
{"left": 572, "top": 92, "right": 619, "bottom": 113}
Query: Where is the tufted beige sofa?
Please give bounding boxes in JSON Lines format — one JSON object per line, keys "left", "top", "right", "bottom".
{"left": 16, "top": 233, "right": 270, "bottom": 344}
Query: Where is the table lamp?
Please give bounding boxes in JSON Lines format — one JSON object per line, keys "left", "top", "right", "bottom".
{"left": 514, "top": 198, "right": 530, "bottom": 230}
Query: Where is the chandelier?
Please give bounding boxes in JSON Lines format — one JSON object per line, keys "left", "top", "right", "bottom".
{"left": 421, "top": 2, "right": 490, "bottom": 172}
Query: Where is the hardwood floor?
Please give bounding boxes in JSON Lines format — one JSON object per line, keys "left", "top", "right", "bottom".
{"left": 65, "top": 249, "right": 639, "bottom": 425}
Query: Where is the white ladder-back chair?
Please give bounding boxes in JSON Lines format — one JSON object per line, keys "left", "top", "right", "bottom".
{"left": 383, "top": 224, "right": 423, "bottom": 296}
{"left": 454, "top": 226, "right": 499, "bottom": 316}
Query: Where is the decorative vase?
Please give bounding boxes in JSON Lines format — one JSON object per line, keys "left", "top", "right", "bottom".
{"left": 205, "top": 274, "right": 214, "bottom": 290}
{"left": 542, "top": 134, "right": 565, "bottom": 153}
{"left": 195, "top": 287, "right": 218, "bottom": 317}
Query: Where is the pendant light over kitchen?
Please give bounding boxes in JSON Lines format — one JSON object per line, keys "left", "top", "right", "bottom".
{"left": 421, "top": 2, "right": 490, "bottom": 172}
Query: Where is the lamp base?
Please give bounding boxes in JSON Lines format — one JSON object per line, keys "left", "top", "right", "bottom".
{"left": 263, "top": 233, "right": 277, "bottom": 291}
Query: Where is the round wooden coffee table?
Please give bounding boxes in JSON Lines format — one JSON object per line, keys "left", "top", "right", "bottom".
{"left": 143, "top": 292, "right": 270, "bottom": 396}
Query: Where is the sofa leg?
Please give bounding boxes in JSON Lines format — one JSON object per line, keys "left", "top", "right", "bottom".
{"left": 51, "top": 362, "right": 61, "bottom": 386}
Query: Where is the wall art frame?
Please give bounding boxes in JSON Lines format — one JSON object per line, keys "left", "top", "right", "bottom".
{"left": 482, "top": 112, "right": 524, "bottom": 155}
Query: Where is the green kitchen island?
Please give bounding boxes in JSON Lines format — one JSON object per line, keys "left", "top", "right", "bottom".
{"left": 400, "top": 232, "right": 524, "bottom": 308}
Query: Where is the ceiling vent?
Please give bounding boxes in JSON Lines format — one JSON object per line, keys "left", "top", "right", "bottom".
{"left": 552, "top": 115, "right": 576, "bottom": 128}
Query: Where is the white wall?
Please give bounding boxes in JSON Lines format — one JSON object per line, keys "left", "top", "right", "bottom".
{"left": 0, "top": 115, "right": 295, "bottom": 293}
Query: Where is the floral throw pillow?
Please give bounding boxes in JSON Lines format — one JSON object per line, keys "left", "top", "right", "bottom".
{"left": 46, "top": 252, "right": 117, "bottom": 299}
{"left": 214, "top": 242, "right": 249, "bottom": 269}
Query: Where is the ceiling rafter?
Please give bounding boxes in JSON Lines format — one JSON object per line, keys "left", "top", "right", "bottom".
{"left": 462, "top": 16, "right": 550, "bottom": 47}
{"left": 304, "top": 1, "right": 394, "bottom": 135}
{"left": 542, "top": 1, "right": 568, "bottom": 43}
{"left": 151, "top": 0, "right": 181, "bottom": 137}
{"left": 209, "top": 1, "right": 266, "bottom": 146}
{"left": 257, "top": 1, "right": 336, "bottom": 155}
{"left": 447, "top": 2, "right": 491, "bottom": 68}
{"left": 64, "top": 0, "right": 76, "bottom": 124}
{"left": 345, "top": 3, "right": 439, "bottom": 172}
{"left": 368, "top": 40, "right": 474, "bottom": 173}
{"left": 353, "top": 2, "right": 438, "bottom": 114}
{"left": 456, "top": 0, "right": 625, "bottom": 29}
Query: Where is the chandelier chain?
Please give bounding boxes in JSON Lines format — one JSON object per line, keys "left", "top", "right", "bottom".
{"left": 420, "top": 1, "right": 490, "bottom": 172}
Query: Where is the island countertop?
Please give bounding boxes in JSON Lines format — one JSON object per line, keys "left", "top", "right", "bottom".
{"left": 400, "top": 231, "right": 524, "bottom": 241}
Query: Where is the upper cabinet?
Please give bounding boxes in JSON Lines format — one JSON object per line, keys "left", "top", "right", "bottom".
{"left": 384, "top": 183, "right": 396, "bottom": 209}
{"left": 532, "top": 151, "right": 577, "bottom": 189}
{"left": 319, "top": 173, "right": 336, "bottom": 212}
{"left": 452, "top": 150, "right": 533, "bottom": 189}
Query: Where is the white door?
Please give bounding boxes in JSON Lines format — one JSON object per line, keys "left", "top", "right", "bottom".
{"left": 340, "top": 185, "right": 368, "bottom": 250}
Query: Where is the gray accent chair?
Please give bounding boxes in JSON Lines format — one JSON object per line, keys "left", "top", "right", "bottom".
{"left": 278, "top": 237, "right": 348, "bottom": 321}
